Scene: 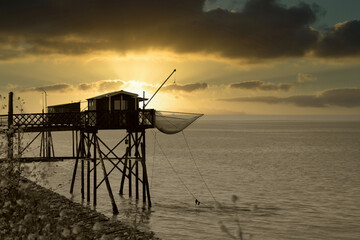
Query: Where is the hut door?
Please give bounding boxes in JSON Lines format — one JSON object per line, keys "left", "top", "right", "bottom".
{"left": 121, "top": 99, "right": 128, "bottom": 110}
{"left": 114, "top": 100, "right": 121, "bottom": 110}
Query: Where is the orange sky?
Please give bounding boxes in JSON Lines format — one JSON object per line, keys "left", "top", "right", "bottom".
{"left": 0, "top": 0, "right": 359, "bottom": 116}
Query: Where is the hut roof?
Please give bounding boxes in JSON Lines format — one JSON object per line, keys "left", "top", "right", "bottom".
{"left": 48, "top": 102, "right": 80, "bottom": 108}
{"left": 87, "top": 90, "right": 147, "bottom": 101}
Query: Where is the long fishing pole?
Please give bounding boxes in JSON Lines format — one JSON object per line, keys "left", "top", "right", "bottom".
{"left": 144, "top": 69, "right": 176, "bottom": 108}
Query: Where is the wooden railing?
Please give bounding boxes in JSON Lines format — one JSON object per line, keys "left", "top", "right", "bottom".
{"left": 0, "top": 110, "right": 155, "bottom": 130}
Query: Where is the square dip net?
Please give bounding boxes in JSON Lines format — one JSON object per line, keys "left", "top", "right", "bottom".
{"left": 154, "top": 111, "right": 203, "bottom": 134}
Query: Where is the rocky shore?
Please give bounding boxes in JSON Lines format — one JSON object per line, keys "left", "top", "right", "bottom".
{"left": 0, "top": 177, "right": 159, "bottom": 240}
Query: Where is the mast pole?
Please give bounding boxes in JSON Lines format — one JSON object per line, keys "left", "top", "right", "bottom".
{"left": 144, "top": 69, "right": 176, "bottom": 108}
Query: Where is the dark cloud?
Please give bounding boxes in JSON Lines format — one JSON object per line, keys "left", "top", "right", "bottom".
{"left": 319, "top": 88, "right": 360, "bottom": 107}
{"left": 0, "top": 0, "right": 327, "bottom": 60}
{"left": 230, "top": 80, "right": 292, "bottom": 91}
{"left": 20, "top": 84, "right": 72, "bottom": 93}
{"left": 219, "top": 88, "right": 360, "bottom": 107}
{"left": 78, "top": 83, "right": 94, "bottom": 91}
{"left": 315, "top": 20, "right": 360, "bottom": 57}
{"left": 163, "top": 83, "right": 208, "bottom": 92}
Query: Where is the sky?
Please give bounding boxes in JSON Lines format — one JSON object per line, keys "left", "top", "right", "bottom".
{"left": 0, "top": 0, "right": 359, "bottom": 116}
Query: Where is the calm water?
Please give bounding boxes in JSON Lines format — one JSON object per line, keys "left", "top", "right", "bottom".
{"left": 21, "top": 119, "right": 360, "bottom": 239}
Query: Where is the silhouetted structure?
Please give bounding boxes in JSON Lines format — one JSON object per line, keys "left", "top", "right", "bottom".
{"left": 0, "top": 79, "right": 203, "bottom": 212}
{"left": 48, "top": 102, "right": 80, "bottom": 113}
{"left": 1, "top": 91, "right": 155, "bottom": 212}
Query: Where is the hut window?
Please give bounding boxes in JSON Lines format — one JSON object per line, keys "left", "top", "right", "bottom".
{"left": 114, "top": 100, "right": 121, "bottom": 110}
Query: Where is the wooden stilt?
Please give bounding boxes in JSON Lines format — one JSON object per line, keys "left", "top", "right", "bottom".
{"left": 81, "top": 159, "right": 84, "bottom": 199}
{"left": 72, "top": 130, "right": 75, "bottom": 157}
{"left": 141, "top": 134, "right": 151, "bottom": 207}
{"left": 135, "top": 161, "right": 139, "bottom": 200}
{"left": 76, "top": 130, "right": 78, "bottom": 158}
{"left": 40, "top": 132, "right": 44, "bottom": 157}
{"left": 135, "top": 132, "right": 139, "bottom": 200}
{"left": 120, "top": 133, "right": 130, "bottom": 195}
{"left": 96, "top": 137, "right": 119, "bottom": 214}
{"left": 87, "top": 133, "right": 91, "bottom": 202}
{"left": 49, "top": 132, "right": 55, "bottom": 157}
{"left": 93, "top": 133, "right": 97, "bottom": 206}
{"left": 119, "top": 149, "right": 127, "bottom": 195}
{"left": 128, "top": 132, "right": 132, "bottom": 197}
{"left": 42, "top": 132, "right": 45, "bottom": 157}
{"left": 70, "top": 140, "right": 80, "bottom": 194}
{"left": 46, "top": 131, "right": 50, "bottom": 157}
{"left": 142, "top": 137, "right": 146, "bottom": 203}
{"left": 144, "top": 166, "right": 151, "bottom": 207}
{"left": 81, "top": 132, "right": 85, "bottom": 199}
{"left": 129, "top": 159, "right": 132, "bottom": 197}
{"left": 70, "top": 130, "right": 80, "bottom": 194}
{"left": 7, "top": 92, "right": 14, "bottom": 160}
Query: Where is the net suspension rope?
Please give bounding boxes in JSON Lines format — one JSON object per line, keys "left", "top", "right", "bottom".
{"left": 181, "top": 131, "right": 218, "bottom": 204}
{"left": 147, "top": 70, "right": 211, "bottom": 205}
{"left": 150, "top": 131, "right": 157, "bottom": 188}
{"left": 152, "top": 130, "right": 206, "bottom": 206}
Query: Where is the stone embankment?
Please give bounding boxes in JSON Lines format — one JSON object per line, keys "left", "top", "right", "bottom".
{"left": 0, "top": 177, "right": 159, "bottom": 240}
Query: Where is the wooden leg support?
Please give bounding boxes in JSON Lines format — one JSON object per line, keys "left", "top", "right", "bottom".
{"left": 96, "top": 138, "right": 119, "bottom": 214}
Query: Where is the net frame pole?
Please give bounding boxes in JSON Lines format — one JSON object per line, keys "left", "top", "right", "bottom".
{"left": 144, "top": 69, "right": 176, "bottom": 108}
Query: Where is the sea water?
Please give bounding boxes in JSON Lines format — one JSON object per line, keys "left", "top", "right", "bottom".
{"left": 20, "top": 117, "right": 360, "bottom": 240}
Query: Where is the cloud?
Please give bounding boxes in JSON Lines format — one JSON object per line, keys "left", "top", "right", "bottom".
{"left": 219, "top": 88, "right": 360, "bottom": 108}
{"left": 98, "top": 80, "right": 124, "bottom": 92}
{"left": 18, "top": 80, "right": 125, "bottom": 93}
{"left": 6, "top": 84, "right": 18, "bottom": 90}
{"left": 163, "top": 83, "right": 208, "bottom": 92}
{"left": 20, "top": 84, "right": 73, "bottom": 93}
{"left": 315, "top": 20, "right": 360, "bottom": 57}
{"left": 319, "top": 88, "right": 360, "bottom": 107}
{"left": 78, "top": 83, "right": 95, "bottom": 91}
{"left": 297, "top": 73, "right": 317, "bottom": 83}
{"left": 230, "top": 80, "right": 292, "bottom": 91}
{"left": 77, "top": 80, "right": 124, "bottom": 92}
{"left": 0, "top": 0, "right": 327, "bottom": 60}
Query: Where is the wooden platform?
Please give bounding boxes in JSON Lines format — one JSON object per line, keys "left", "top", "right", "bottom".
{"left": 0, "top": 109, "right": 155, "bottom": 133}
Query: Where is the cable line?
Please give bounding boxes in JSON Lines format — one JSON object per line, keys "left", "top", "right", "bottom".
{"left": 153, "top": 133, "right": 204, "bottom": 206}
{"left": 150, "top": 131, "right": 157, "bottom": 187}
{"left": 181, "top": 131, "right": 218, "bottom": 203}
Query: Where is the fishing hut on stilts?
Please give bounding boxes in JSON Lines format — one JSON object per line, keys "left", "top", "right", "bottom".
{"left": 0, "top": 70, "right": 203, "bottom": 213}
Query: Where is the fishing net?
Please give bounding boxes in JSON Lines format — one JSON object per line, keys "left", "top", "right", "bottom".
{"left": 154, "top": 111, "right": 203, "bottom": 134}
